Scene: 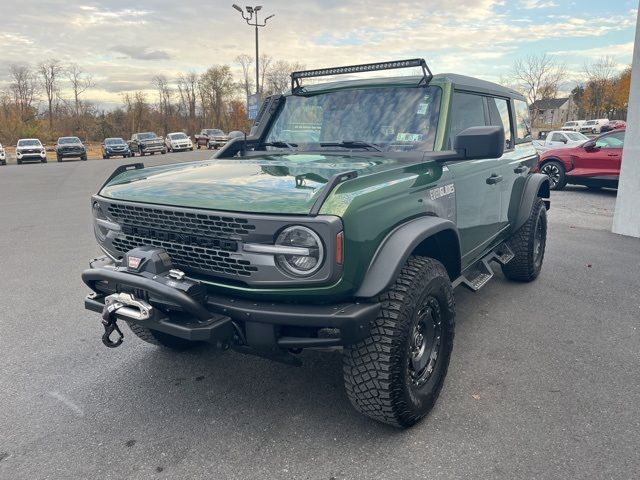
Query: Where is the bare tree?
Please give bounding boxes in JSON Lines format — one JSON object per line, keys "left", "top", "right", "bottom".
{"left": 265, "top": 60, "right": 305, "bottom": 95}
{"left": 67, "top": 64, "right": 95, "bottom": 118}
{"left": 259, "top": 54, "right": 273, "bottom": 96}
{"left": 177, "top": 72, "right": 198, "bottom": 130}
{"left": 235, "top": 54, "right": 254, "bottom": 97}
{"left": 199, "top": 65, "right": 237, "bottom": 129}
{"left": 153, "top": 75, "right": 173, "bottom": 134}
{"left": 38, "top": 59, "right": 63, "bottom": 132}
{"left": 9, "top": 64, "right": 39, "bottom": 122}
{"left": 511, "top": 54, "right": 567, "bottom": 120}
{"left": 583, "top": 56, "right": 617, "bottom": 117}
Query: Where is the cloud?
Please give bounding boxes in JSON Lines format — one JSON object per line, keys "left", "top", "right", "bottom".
{"left": 521, "top": 0, "right": 559, "bottom": 8}
{"left": 111, "top": 45, "right": 171, "bottom": 61}
{"left": 73, "top": 5, "right": 151, "bottom": 27}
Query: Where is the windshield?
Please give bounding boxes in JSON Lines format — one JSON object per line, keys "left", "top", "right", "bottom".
{"left": 58, "top": 137, "right": 81, "bottom": 144}
{"left": 138, "top": 132, "right": 157, "bottom": 140}
{"left": 265, "top": 86, "right": 442, "bottom": 152}
{"left": 585, "top": 121, "right": 597, "bottom": 125}
{"left": 105, "top": 138, "right": 125, "bottom": 145}
{"left": 206, "top": 129, "right": 224, "bottom": 136}
{"left": 169, "top": 133, "right": 188, "bottom": 140}
{"left": 18, "top": 139, "right": 41, "bottom": 147}
{"left": 564, "top": 122, "right": 575, "bottom": 127}
{"left": 566, "top": 132, "right": 588, "bottom": 141}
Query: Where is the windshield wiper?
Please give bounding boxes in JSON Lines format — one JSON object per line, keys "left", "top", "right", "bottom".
{"left": 261, "top": 141, "right": 298, "bottom": 151}
{"left": 320, "top": 140, "right": 382, "bottom": 152}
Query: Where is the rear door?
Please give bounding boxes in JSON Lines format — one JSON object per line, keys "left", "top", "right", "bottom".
{"left": 445, "top": 91, "right": 502, "bottom": 268}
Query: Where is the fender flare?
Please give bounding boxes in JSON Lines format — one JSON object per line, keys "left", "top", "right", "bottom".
{"left": 354, "top": 216, "right": 460, "bottom": 299}
{"left": 514, "top": 173, "right": 550, "bottom": 231}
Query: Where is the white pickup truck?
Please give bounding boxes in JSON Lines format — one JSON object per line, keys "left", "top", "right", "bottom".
{"left": 532, "top": 130, "right": 590, "bottom": 152}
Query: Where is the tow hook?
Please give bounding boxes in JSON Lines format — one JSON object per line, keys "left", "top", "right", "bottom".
{"left": 101, "top": 302, "right": 125, "bottom": 348}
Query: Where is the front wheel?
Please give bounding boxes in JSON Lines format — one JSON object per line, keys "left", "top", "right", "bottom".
{"left": 81, "top": 154, "right": 87, "bottom": 161}
{"left": 540, "top": 160, "right": 567, "bottom": 190}
{"left": 502, "top": 198, "right": 547, "bottom": 282}
{"left": 343, "top": 256, "right": 455, "bottom": 428}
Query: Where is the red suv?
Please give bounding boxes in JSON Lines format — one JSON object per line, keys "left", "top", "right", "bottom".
{"left": 533, "top": 130, "right": 625, "bottom": 190}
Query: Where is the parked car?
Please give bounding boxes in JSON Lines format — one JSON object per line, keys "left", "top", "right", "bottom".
{"left": 194, "top": 129, "right": 228, "bottom": 149}
{"left": 102, "top": 138, "right": 132, "bottom": 159}
{"left": 16, "top": 138, "right": 47, "bottom": 164}
{"left": 128, "top": 132, "right": 166, "bottom": 156}
{"left": 56, "top": 136, "right": 87, "bottom": 162}
{"left": 533, "top": 129, "right": 625, "bottom": 190}
{"left": 561, "top": 120, "right": 586, "bottom": 132}
{"left": 82, "top": 59, "right": 550, "bottom": 428}
{"left": 164, "top": 132, "right": 194, "bottom": 152}
{"left": 600, "top": 120, "right": 626, "bottom": 133}
{"left": 532, "top": 130, "right": 590, "bottom": 153}
{"left": 580, "top": 118, "right": 609, "bottom": 135}
{"left": 0, "top": 143, "right": 6, "bottom": 166}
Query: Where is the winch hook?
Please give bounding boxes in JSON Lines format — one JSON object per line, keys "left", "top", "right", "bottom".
{"left": 101, "top": 301, "right": 125, "bottom": 348}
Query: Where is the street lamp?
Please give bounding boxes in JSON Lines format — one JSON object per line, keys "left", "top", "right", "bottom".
{"left": 232, "top": 4, "right": 275, "bottom": 97}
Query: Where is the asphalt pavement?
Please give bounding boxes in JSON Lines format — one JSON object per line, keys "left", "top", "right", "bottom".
{"left": 0, "top": 153, "right": 639, "bottom": 479}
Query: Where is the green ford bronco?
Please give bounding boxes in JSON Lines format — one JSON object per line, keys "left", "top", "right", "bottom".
{"left": 83, "top": 59, "right": 549, "bottom": 428}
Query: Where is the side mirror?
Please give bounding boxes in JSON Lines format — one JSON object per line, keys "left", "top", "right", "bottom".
{"left": 454, "top": 126, "right": 505, "bottom": 160}
{"left": 561, "top": 138, "right": 568, "bottom": 144}
{"left": 583, "top": 141, "right": 597, "bottom": 151}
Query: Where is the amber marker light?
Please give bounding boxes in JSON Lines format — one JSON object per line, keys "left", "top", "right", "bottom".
{"left": 336, "top": 232, "right": 344, "bottom": 265}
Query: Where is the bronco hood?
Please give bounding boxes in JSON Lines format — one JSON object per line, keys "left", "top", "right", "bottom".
{"left": 99, "top": 154, "right": 406, "bottom": 214}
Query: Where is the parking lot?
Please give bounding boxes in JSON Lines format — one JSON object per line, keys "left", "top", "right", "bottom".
{"left": 1, "top": 151, "right": 639, "bottom": 479}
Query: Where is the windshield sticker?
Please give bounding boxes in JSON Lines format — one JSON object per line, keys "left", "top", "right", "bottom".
{"left": 416, "top": 103, "right": 429, "bottom": 115}
{"left": 381, "top": 125, "right": 395, "bottom": 135}
{"left": 396, "top": 133, "right": 424, "bottom": 142}
{"left": 428, "top": 183, "right": 455, "bottom": 201}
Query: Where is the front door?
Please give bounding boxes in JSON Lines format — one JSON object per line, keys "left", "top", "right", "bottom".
{"left": 572, "top": 131, "right": 625, "bottom": 179}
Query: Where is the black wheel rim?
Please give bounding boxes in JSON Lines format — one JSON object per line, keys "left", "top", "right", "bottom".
{"left": 408, "top": 297, "right": 443, "bottom": 388}
{"left": 541, "top": 164, "right": 560, "bottom": 188}
{"left": 533, "top": 210, "right": 546, "bottom": 268}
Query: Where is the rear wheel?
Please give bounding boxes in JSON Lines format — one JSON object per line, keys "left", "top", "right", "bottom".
{"left": 502, "top": 198, "right": 547, "bottom": 282}
{"left": 343, "top": 256, "right": 455, "bottom": 428}
{"left": 127, "top": 322, "right": 202, "bottom": 350}
{"left": 540, "top": 160, "right": 566, "bottom": 190}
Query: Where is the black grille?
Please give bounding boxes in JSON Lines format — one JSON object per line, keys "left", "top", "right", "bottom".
{"left": 112, "top": 235, "right": 258, "bottom": 277}
{"left": 107, "top": 204, "right": 256, "bottom": 239}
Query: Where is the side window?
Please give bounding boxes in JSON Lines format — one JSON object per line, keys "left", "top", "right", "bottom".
{"left": 514, "top": 100, "right": 532, "bottom": 143}
{"left": 551, "top": 133, "right": 565, "bottom": 142}
{"left": 595, "top": 132, "right": 625, "bottom": 149}
{"left": 449, "top": 92, "right": 486, "bottom": 147}
{"left": 487, "top": 97, "right": 513, "bottom": 149}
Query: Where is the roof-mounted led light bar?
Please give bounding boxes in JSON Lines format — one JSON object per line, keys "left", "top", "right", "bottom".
{"left": 291, "top": 58, "right": 433, "bottom": 93}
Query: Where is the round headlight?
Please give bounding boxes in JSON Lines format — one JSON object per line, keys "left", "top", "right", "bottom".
{"left": 275, "top": 226, "right": 324, "bottom": 277}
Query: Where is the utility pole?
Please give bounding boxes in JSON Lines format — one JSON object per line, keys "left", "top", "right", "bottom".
{"left": 232, "top": 4, "right": 275, "bottom": 96}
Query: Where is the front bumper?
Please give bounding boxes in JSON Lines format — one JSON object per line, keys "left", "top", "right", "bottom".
{"left": 140, "top": 144, "right": 164, "bottom": 153}
{"left": 82, "top": 256, "right": 378, "bottom": 348}
{"left": 58, "top": 150, "right": 86, "bottom": 157}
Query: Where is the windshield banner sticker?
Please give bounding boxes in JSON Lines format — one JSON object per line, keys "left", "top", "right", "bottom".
{"left": 396, "top": 133, "right": 424, "bottom": 142}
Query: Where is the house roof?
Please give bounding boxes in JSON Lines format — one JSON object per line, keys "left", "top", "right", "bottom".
{"left": 530, "top": 98, "right": 569, "bottom": 110}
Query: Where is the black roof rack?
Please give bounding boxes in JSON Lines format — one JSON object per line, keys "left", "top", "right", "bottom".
{"left": 291, "top": 58, "right": 433, "bottom": 94}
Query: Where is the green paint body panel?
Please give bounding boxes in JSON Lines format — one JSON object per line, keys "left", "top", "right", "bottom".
{"left": 97, "top": 74, "right": 538, "bottom": 302}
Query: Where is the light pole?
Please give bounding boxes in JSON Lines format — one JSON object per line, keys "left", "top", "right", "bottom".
{"left": 232, "top": 4, "right": 275, "bottom": 97}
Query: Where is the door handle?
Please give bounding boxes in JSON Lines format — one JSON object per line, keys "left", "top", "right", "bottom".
{"left": 513, "top": 165, "right": 527, "bottom": 174}
{"left": 486, "top": 174, "right": 503, "bottom": 185}
{"left": 607, "top": 154, "right": 619, "bottom": 157}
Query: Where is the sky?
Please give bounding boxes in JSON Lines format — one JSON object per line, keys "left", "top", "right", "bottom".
{"left": 0, "top": 0, "right": 637, "bottom": 110}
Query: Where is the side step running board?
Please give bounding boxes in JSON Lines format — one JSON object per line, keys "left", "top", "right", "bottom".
{"left": 452, "top": 243, "right": 515, "bottom": 292}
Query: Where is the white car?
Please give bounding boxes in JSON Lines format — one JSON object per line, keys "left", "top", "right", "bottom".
{"left": 561, "top": 120, "right": 586, "bottom": 132}
{"left": 16, "top": 138, "right": 47, "bottom": 164}
{"left": 0, "top": 143, "right": 6, "bottom": 165}
{"left": 532, "top": 130, "right": 590, "bottom": 153}
{"left": 580, "top": 118, "right": 609, "bottom": 134}
{"left": 164, "top": 132, "right": 193, "bottom": 152}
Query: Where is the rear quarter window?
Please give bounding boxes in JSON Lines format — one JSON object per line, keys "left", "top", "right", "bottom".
{"left": 514, "top": 100, "right": 531, "bottom": 143}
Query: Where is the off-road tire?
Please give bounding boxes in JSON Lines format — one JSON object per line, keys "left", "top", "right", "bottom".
{"left": 126, "top": 322, "right": 201, "bottom": 350}
{"left": 540, "top": 160, "right": 566, "bottom": 190}
{"left": 343, "top": 256, "right": 455, "bottom": 428}
{"left": 502, "top": 198, "right": 547, "bottom": 282}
